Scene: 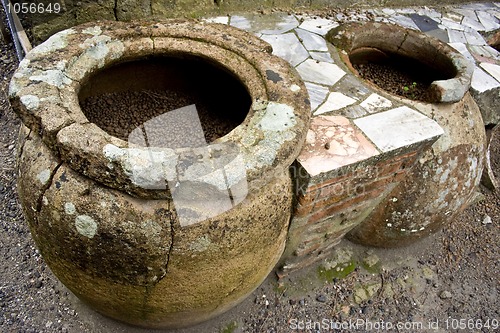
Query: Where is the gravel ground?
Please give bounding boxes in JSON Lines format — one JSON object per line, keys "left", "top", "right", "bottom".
{"left": 1, "top": 8, "right": 499, "bottom": 333}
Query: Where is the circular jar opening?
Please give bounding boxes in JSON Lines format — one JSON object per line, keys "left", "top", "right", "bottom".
{"left": 79, "top": 55, "right": 252, "bottom": 148}
{"left": 327, "top": 23, "right": 468, "bottom": 103}
{"left": 350, "top": 48, "right": 456, "bottom": 102}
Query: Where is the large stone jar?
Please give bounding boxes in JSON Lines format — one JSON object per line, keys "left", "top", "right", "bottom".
{"left": 327, "top": 22, "right": 487, "bottom": 247}
{"left": 10, "top": 20, "right": 310, "bottom": 328}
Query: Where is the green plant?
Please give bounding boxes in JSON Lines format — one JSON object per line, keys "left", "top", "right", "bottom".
{"left": 402, "top": 82, "right": 418, "bottom": 98}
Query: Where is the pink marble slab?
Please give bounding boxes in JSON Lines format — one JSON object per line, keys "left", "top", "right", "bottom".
{"left": 297, "top": 116, "right": 379, "bottom": 176}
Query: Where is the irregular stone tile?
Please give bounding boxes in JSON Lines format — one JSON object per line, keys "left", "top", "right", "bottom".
{"left": 443, "top": 12, "right": 463, "bottom": 23}
{"left": 204, "top": 16, "right": 229, "bottom": 24}
{"left": 297, "top": 16, "right": 339, "bottom": 36}
{"left": 339, "top": 105, "right": 368, "bottom": 119}
{"left": 448, "top": 43, "right": 475, "bottom": 63}
{"left": 396, "top": 8, "right": 417, "bottom": 14}
{"left": 260, "top": 33, "right": 309, "bottom": 67}
{"left": 257, "top": 14, "right": 299, "bottom": 35}
{"left": 305, "top": 82, "right": 329, "bottom": 112}
{"left": 417, "top": 8, "right": 442, "bottom": 19}
{"left": 389, "top": 15, "right": 420, "bottom": 30}
{"left": 477, "top": 11, "right": 500, "bottom": 31}
{"left": 295, "top": 28, "right": 328, "bottom": 52}
{"left": 297, "top": 116, "right": 379, "bottom": 176}
{"left": 464, "top": 28, "right": 487, "bottom": 45}
{"left": 441, "top": 18, "right": 465, "bottom": 31}
{"left": 454, "top": 8, "right": 479, "bottom": 20}
{"left": 488, "top": 9, "right": 500, "bottom": 21}
{"left": 409, "top": 14, "right": 440, "bottom": 32}
{"left": 425, "top": 29, "right": 449, "bottom": 43}
{"left": 382, "top": 8, "right": 396, "bottom": 15}
{"left": 471, "top": 67, "right": 500, "bottom": 93}
{"left": 360, "top": 93, "right": 393, "bottom": 114}
{"left": 230, "top": 13, "right": 299, "bottom": 35}
{"left": 461, "top": 3, "right": 498, "bottom": 10}
{"left": 354, "top": 106, "right": 443, "bottom": 153}
{"left": 309, "top": 51, "right": 334, "bottom": 63}
{"left": 448, "top": 30, "right": 467, "bottom": 43}
{"left": 469, "top": 45, "right": 500, "bottom": 63}
{"left": 296, "top": 59, "right": 346, "bottom": 86}
{"left": 462, "top": 15, "right": 486, "bottom": 31}
{"left": 335, "top": 75, "right": 371, "bottom": 100}
{"left": 314, "top": 92, "right": 357, "bottom": 115}
{"left": 230, "top": 15, "right": 252, "bottom": 31}
{"left": 480, "top": 63, "right": 500, "bottom": 83}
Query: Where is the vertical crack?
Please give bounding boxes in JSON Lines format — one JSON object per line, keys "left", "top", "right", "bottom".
{"left": 113, "top": 0, "right": 118, "bottom": 21}
{"left": 17, "top": 128, "right": 31, "bottom": 162}
{"left": 165, "top": 201, "right": 175, "bottom": 274}
{"left": 396, "top": 31, "right": 409, "bottom": 53}
{"left": 36, "top": 162, "right": 63, "bottom": 212}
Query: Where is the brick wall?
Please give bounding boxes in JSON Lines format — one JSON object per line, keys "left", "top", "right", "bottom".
{"left": 278, "top": 145, "right": 433, "bottom": 277}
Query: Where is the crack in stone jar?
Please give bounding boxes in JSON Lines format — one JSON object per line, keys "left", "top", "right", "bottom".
{"left": 9, "top": 20, "right": 310, "bottom": 328}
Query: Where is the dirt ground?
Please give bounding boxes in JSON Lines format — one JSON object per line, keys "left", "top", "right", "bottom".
{"left": 1, "top": 9, "right": 499, "bottom": 333}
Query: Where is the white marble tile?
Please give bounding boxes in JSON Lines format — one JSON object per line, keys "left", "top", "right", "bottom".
{"left": 230, "top": 15, "right": 252, "bottom": 31}
{"left": 203, "top": 16, "right": 229, "bottom": 24}
{"left": 469, "top": 45, "right": 500, "bottom": 61}
{"left": 462, "top": 15, "right": 486, "bottom": 31}
{"left": 354, "top": 106, "right": 444, "bottom": 153}
{"left": 314, "top": 92, "right": 357, "bottom": 115}
{"left": 257, "top": 14, "right": 300, "bottom": 35}
{"left": 382, "top": 8, "right": 396, "bottom": 15}
{"left": 340, "top": 105, "right": 368, "bottom": 119}
{"left": 488, "top": 9, "right": 500, "bottom": 21}
{"left": 298, "top": 17, "right": 339, "bottom": 36}
{"left": 296, "top": 59, "right": 346, "bottom": 86}
{"left": 305, "top": 82, "right": 329, "bottom": 112}
{"left": 360, "top": 93, "right": 393, "bottom": 113}
{"left": 441, "top": 18, "right": 465, "bottom": 31}
{"left": 464, "top": 28, "right": 487, "bottom": 45}
{"left": 396, "top": 8, "right": 417, "bottom": 14}
{"left": 448, "top": 30, "right": 467, "bottom": 44}
{"left": 295, "top": 28, "right": 328, "bottom": 52}
{"left": 389, "top": 15, "right": 420, "bottom": 30}
{"left": 454, "top": 8, "right": 479, "bottom": 20}
{"left": 417, "top": 8, "right": 442, "bottom": 19}
{"left": 461, "top": 3, "right": 498, "bottom": 10}
{"left": 477, "top": 11, "right": 500, "bottom": 31}
{"left": 443, "top": 12, "right": 463, "bottom": 23}
{"left": 448, "top": 43, "right": 475, "bottom": 63}
{"left": 230, "top": 13, "right": 299, "bottom": 35}
{"left": 471, "top": 67, "right": 500, "bottom": 93}
{"left": 260, "top": 33, "right": 309, "bottom": 67}
{"left": 309, "top": 51, "right": 334, "bottom": 63}
{"left": 480, "top": 63, "right": 500, "bottom": 83}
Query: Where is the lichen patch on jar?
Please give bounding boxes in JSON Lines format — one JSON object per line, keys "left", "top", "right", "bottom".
{"left": 74, "top": 215, "right": 98, "bottom": 239}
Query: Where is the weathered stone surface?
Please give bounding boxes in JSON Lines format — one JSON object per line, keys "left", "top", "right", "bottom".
{"left": 10, "top": 20, "right": 310, "bottom": 200}
{"left": 324, "top": 22, "right": 486, "bottom": 247}
{"left": 19, "top": 128, "right": 293, "bottom": 328}
{"left": 12, "top": 20, "right": 310, "bottom": 328}
{"left": 348, "top": 93, "right": 486, "bottom": 247}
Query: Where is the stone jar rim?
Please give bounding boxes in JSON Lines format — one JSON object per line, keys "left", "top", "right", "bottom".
{"left": 326, "top": 21, "right": 474, "bottom": 103}
{"left": 9, "top": 20, "right": 311, "bottom": 199}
